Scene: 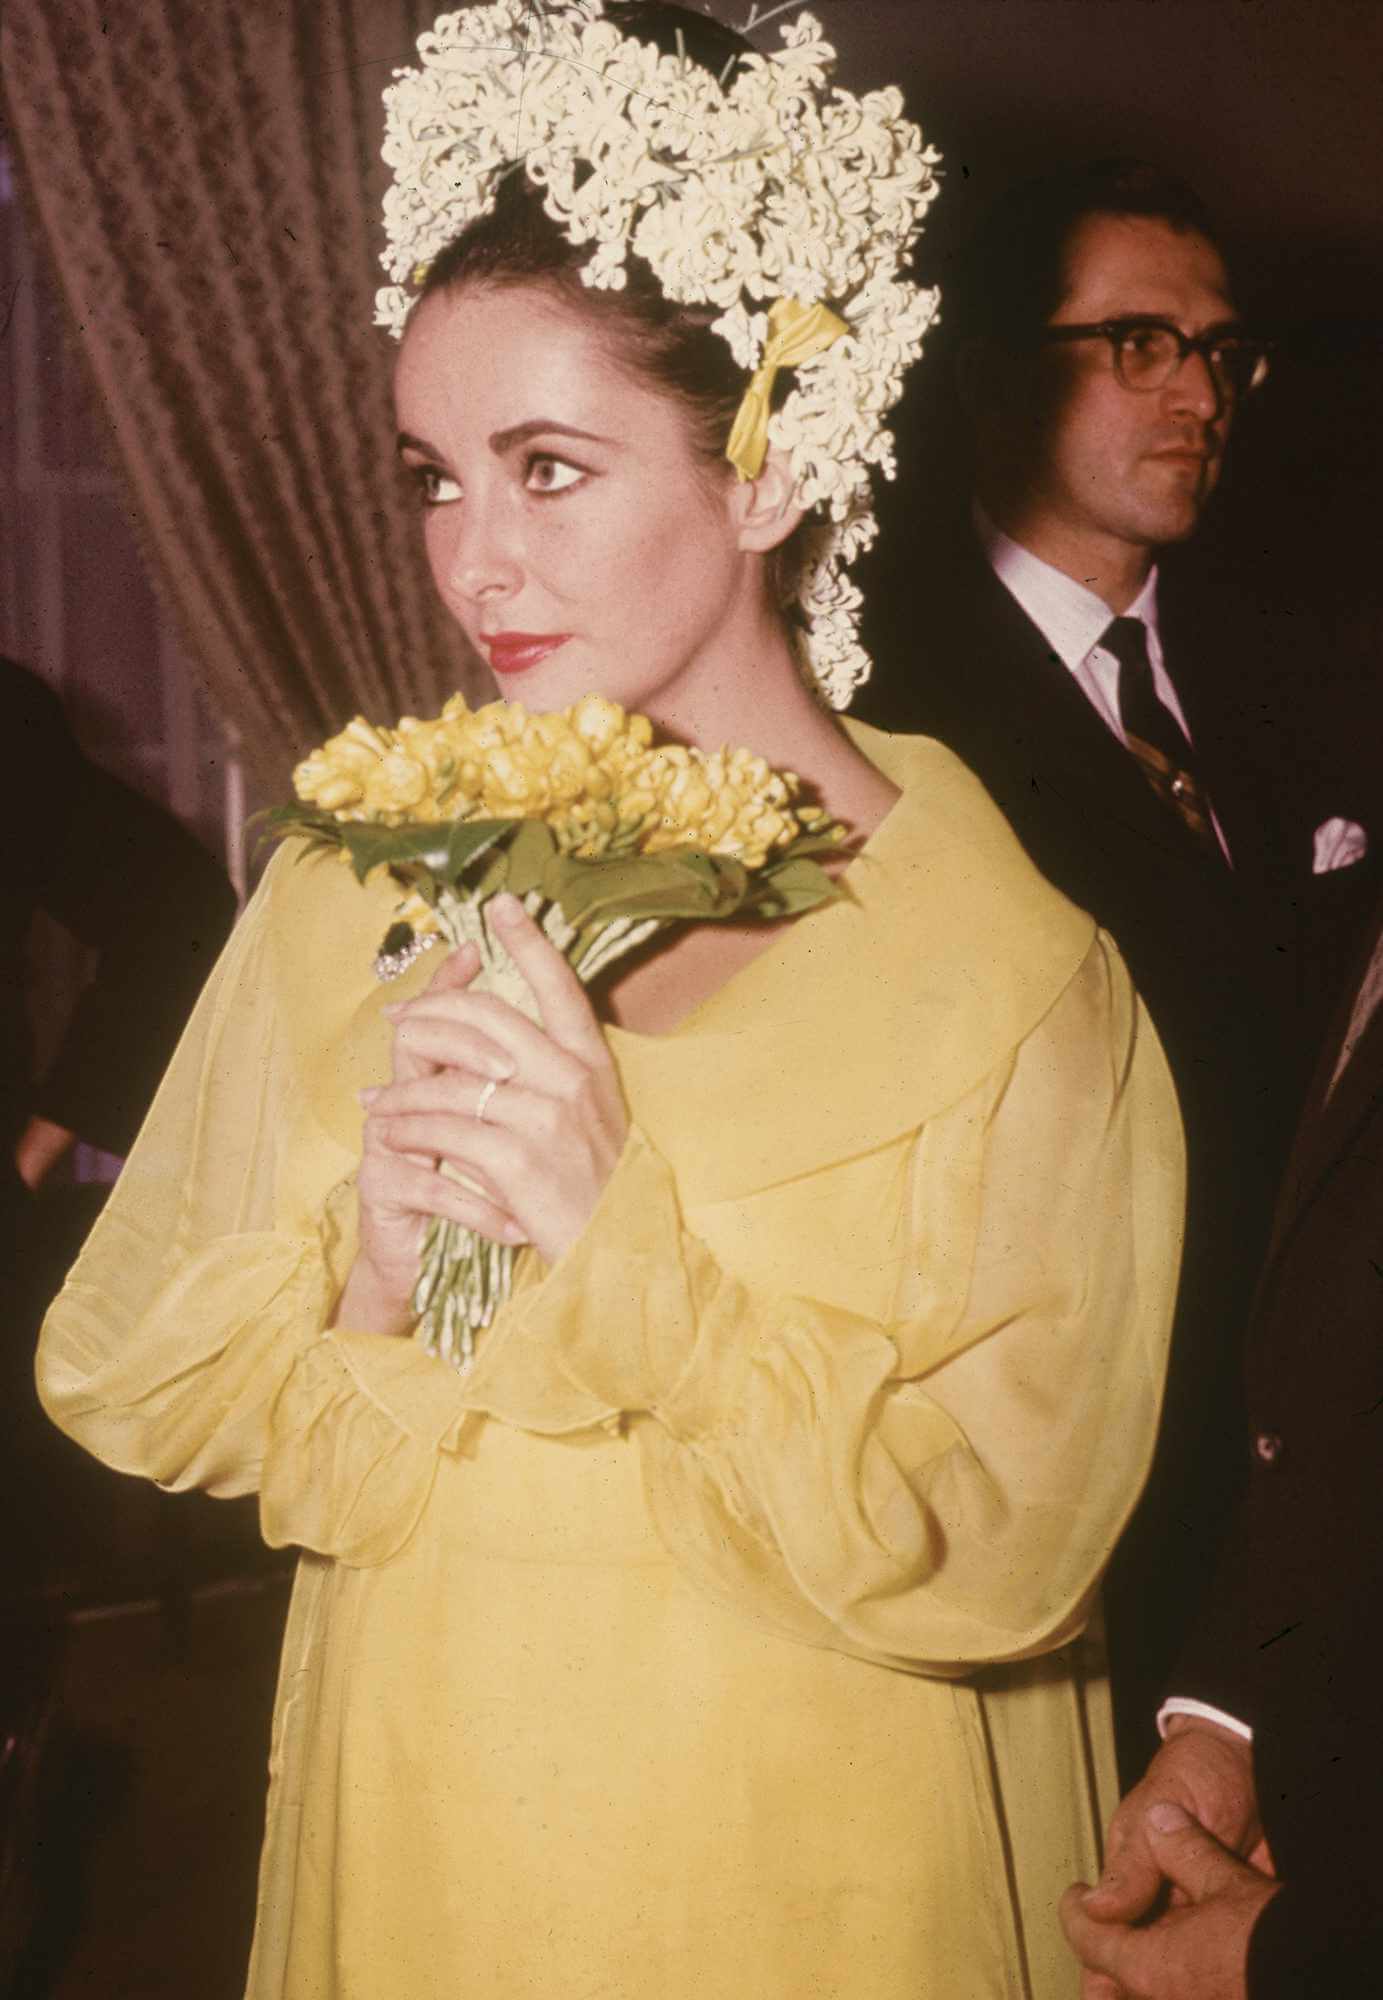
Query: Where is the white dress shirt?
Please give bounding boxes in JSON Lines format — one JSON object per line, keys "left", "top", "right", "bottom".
{"left": 975, "top": 507, "right": 1232, "bottom": 863}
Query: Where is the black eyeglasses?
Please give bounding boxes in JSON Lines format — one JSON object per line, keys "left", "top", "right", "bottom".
{"left": 1037, "top": 317, "right": 1272, "bottom": 399}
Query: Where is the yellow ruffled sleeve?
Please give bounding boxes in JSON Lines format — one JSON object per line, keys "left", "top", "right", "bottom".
{"left": 38, "top": 777, "right": 1182, "bottom": 1669}
{"left": 457, "top": 929, "right": 1183, "bottom": 1674}
{"left": 35, "top": 849, "right": 475, "bottom": 1566}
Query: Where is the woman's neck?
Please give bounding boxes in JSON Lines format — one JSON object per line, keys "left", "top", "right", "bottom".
{"left": 642, "top": 616, "right": 891, "bottom": 823}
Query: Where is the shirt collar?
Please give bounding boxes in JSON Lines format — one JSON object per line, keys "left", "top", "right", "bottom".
{"left": 973, "top": 502, "right": 1162, "bottom": 670}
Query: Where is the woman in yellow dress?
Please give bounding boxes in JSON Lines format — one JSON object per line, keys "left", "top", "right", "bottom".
{"left": 37, "top": 5, "right": 1184, "bottom": 1995}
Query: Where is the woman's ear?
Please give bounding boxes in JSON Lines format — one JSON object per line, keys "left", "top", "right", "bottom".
{"left": 732, "top": 444, "right": 806, "bottom": 554}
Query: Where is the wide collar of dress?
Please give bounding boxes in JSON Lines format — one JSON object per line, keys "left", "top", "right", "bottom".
{"left": 607, "top": 722, "right": 1096, "bottom": 1207}
{"left": 282, "top": 723, "right": 1096, "bottom": 1211}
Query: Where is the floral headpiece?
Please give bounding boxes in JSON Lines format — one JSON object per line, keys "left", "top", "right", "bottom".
{"left": 377, "top": 2, "right": 942, "bottom": 708}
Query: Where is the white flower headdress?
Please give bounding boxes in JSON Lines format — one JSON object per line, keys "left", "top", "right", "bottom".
{"left": 377, "top": 1, "right": 942, "bottom": 707}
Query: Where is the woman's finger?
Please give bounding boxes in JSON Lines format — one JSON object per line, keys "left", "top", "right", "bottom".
{"left": 359, "top": 1146, "right": 526, "bottom": 1246}
{"left": 488, "top": 893, "right": 611, "bottom": 1064}
{"left": 424, "top": 939, "right": 482, "bottom": 996}
{"left": 387, "top": 996, "right": 594, "bottom": 1104}
{"left": 388, "top": 942, "right": 481, "bottom": 1086}
{"left": 364, "top": 1113, "right": 519, "bottom": 1229}
{"left": 378, "top": 1017, "right": 515, "bottom": 1090}
{"left": 370, "top": 1109, "right": 528, "bottom": 1191}
{"left": 363, "top": 1069, "right": 517, "bottom": 1124}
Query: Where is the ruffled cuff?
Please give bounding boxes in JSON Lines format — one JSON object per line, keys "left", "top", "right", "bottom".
{"left": 261, "top": 1328, "right": 478, "bottom": 1567}
{"left": 260, "top": 1127, "right": 754, "bottom": 1562}
{"left": 461, "top": 1124, "right": 753, "bottom": 1440}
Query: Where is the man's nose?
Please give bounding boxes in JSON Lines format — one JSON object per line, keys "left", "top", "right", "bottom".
{"left": 1164, "top": 345, "right": 1226, "bottom": 424}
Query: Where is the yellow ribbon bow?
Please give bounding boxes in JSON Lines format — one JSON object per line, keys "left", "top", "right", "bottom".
{"left": 725, "top": 298, "right": 851, "bottom": 482}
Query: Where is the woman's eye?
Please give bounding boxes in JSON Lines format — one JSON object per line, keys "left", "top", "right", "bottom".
{"left": 413, "top": 466, "right": 461, "bottom": 506}
{"left": 526, "top": 455, "right": 585, "bottom": 496}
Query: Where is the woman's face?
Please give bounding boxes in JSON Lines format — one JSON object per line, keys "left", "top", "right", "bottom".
{"left": 394, "top": 282, "right": 768, "bottom": 722}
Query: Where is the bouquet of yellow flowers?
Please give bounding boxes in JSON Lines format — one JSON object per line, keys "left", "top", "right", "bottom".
{"left": 268, "top": 693, "right": 845, "bottom": 1369}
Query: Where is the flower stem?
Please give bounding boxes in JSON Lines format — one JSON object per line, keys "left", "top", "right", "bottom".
{"left": 411, "top": 899, "right": 668, "bottom": 1371}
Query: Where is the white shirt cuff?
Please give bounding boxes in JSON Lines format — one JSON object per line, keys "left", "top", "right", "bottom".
{"left": 1157, "top": 1696, "right": 1254, "bottom": 1743}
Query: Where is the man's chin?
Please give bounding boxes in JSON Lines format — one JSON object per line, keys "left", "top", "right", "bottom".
{"left": 1122, "top": 492, "right": 1213, "bottom": 548}
{"left": 1138, "top": 463, "right": 1219, "bottom": 542}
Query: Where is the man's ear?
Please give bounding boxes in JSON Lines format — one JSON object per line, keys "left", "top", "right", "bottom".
{"left": 733, "top": 444, "right": 807, "bottom": 554}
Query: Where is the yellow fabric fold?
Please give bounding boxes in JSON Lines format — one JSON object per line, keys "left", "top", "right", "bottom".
{"left": 725, "top": 297, "right": 850, "bottom": 481}
{"left": 34, "top": 724, "right": 1186, "bottom": 1999}
{"left": 261, "top": 1333, "right": 468, "bottom": 1565}
{"left": 609, "top": 724, "right": 1097, "bottom": 1204}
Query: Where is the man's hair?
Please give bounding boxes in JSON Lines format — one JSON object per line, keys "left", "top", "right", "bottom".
{"left": 948, "top": 158, "right": 1221, "bottom": 348}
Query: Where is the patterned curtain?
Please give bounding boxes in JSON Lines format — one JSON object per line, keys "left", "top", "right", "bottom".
{"left": 0, "top": 0, "right": 483, "bottom": 790}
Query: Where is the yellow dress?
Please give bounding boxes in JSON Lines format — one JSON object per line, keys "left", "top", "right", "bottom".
{"left": 38, "top": 727, "right": 1184, "bottom": 2000}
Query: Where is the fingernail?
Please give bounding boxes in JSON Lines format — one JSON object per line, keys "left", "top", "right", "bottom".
{"left": 1147, "top": 1801, "right": 1191, "bottom": 1833}
{"left": 502, "top": 1222, "right": 527, "bottom": 1244}
{"left": 357, "top": 1087, "right": 380, "bottom": 1106}
{"left": 491, "top": 892, "right": 523, "bottom": 924}
{"left": 382, "top": 1003, "right": 407, "bottom": 1020}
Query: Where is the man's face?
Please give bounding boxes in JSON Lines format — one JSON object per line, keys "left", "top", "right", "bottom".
{"left": 1015, "top": 213, "right": 1240, "bottom": 562}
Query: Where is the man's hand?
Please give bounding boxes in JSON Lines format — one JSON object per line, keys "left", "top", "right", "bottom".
{"left": 1081, "top": 1718, "right": 1265, "bottom": 1928}
{"left": 1061, "top": 1800, "right": 1280, "bottom": 2000}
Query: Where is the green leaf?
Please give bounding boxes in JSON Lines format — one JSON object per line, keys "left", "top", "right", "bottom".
{"left": 499, "top": 818, "right": 560, "bottom": 898}
{"left": 250, "top": 802, "right": 344, "bottom": 864}
{"left": 741, "top": 855, "right": 841, "bottom": 917}
{"left": 778, "top": 830, "right": 853, "bottom": 864}
{"left": 337, "top": 817, "right": 519, "bottom": 886}
{"left": 550, "top": 849, "right": 749, "bottom": 929}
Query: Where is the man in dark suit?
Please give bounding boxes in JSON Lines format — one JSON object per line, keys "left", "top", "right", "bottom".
{"left": 1061, "top": 898, "right": 1383, "bottom": 1996}
{"left": 1, "top": 652, "right": 238, "bottom": 1584}
{"left": 853, "top": 160, "right": 1374, "bottom": 1778}
{"left": 0, "top": 652, "right": 238, "bottom": 1221}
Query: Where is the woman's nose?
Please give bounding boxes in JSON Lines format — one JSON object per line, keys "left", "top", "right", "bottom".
{"left": 442, "top": 513, "right": 523, "bottom": 606}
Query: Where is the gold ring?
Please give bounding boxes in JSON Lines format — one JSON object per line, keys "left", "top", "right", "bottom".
{"left": 476, "top": 1077, "right": 502, "bottom": 1124}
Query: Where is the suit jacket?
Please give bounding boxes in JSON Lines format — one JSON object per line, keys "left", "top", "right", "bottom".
{"left": 1175, "top": 903, "right": 1383, "bottom": 1997}
{"left": 0, "top": 655, "right": 237, "bottom": 1222}
{"left": 852, "top": 525, "right": 1355, "bottom": 1775}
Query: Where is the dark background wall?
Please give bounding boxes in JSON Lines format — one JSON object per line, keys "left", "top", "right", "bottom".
{"left": 818, "top": 0, "right": 1381, "bottom": 314}
{"left": 2, "top": 7, "right": 1378, "bottom": 1995}
{"left": 781, "top": 0, "right": 1383, "bottom": 771}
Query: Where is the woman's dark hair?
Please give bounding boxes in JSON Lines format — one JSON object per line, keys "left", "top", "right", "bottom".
{"left": 414, "top": 4, "right": 823, "bottom": 619}
{"left": 948, "top": 158, "right": 1223, "bottom": 349}
{"left": 417, "top": 4, "right": 759, "bottom": 473}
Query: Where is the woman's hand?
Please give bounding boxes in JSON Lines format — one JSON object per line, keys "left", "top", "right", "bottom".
{"left": 336, "top": 892, "right": 627, "bottom": 1336}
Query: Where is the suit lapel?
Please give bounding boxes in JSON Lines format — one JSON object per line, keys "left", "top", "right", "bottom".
{"left": 968, "top": 554, "right": 1235, "bottom": 882}
{"left": 1156, "top": 590, "right": 1273, "bottom": 886}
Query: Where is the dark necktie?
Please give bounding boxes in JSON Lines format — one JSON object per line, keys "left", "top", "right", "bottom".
{"left": 1102, "top": 616, "right": 1217, "bottom": 854}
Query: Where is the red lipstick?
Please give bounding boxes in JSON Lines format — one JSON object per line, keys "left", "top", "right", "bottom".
{"left": 482, "top": 632, "right": 572, "bottom": 677}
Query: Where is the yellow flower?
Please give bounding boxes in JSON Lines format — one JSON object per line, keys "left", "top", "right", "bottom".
{"left": 363, "top": 751, "right": 431, "bottom": 817}
{"left": 293, "top": 716, "right": 396, "bottom": 817}
{"left": 550, "top": 797, "right": 621, "bottom": 857}
{"left": 481, "top": 744, "right": 549, "bottom": 815}
{"left": 569, "top": 694, "right": 632, "bottom": 759}
{"left": 394, "top": 715, "right": 477, "bottom": 815}
{"left": 292, "top": 694, "right": 835, "bottom": 868}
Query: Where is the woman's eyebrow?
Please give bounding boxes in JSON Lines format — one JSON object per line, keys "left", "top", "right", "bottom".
{"left": 396, "top": 419, "right": 620, "bottom": 461}
{"left": 489, "top": 418, "right": 617, "bottom": 453}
